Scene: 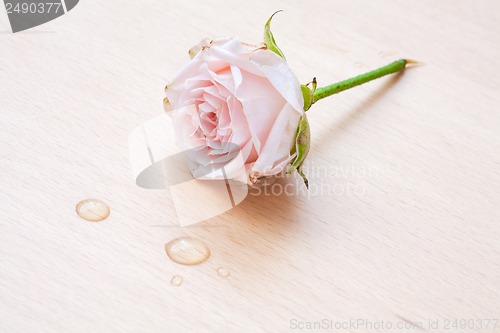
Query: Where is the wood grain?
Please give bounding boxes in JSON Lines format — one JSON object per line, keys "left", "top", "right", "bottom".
{"left": 1, "top": 0, "right": 499, "bottom": 332}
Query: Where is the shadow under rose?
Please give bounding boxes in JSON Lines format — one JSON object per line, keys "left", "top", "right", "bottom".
{"left": 156, "top": 73, "right": 407, "bottom": 285}
{"left": 179, "top": 73, "right": 410, "bottom": 280}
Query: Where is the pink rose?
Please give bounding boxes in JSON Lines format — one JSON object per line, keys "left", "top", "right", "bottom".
{"left": 164, "top": 38, "right": 304, "bottom": 184}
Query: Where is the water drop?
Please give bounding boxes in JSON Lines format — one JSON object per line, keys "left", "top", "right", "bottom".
{"left": 354, "top": 61, "right": 363, "bottom": 68}
{"left": 217, "top": 267, "right": 230, "bottom": 278}
{"left": 76, "top": 199, "right": 110, "bottom": 222}
{"left": 170, "top": 275, "right": 183, "bottom": 287}
{"left": 165, "top": 237, "right": 210, "bottom": 265}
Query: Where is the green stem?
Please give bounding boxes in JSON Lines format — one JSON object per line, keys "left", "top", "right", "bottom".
{"left": 312, "top": 59, "right": 408, "bottom": 103}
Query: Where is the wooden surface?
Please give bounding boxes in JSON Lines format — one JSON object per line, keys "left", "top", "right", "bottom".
{"left": 1, "top": 1, "right": 499, "bottom": 332}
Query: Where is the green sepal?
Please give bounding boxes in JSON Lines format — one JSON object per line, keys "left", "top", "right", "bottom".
{"left": 288, "top": 115, "right": 311, "bottom": 188}
{"left": 264, "top": 11, "right": 286, "bottom": 60}
{"left": 301, "top": 77, "right": 317, "bottom": 111}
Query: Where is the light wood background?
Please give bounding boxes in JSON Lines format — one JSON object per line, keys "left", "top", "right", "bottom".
{"left": 1, "top": 0, "right": 499, "bottom": 332}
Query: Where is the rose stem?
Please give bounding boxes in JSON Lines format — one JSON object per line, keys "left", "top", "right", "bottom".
{"left": 312, "top": 59, "right": 413, "bottom": 103}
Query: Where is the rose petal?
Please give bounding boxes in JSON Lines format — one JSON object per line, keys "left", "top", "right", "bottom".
{"left": 251, "top": 103, "right": 300, "bottom": 175}
{"left": 250, "top": 50, "right": 305, "bottom": 114}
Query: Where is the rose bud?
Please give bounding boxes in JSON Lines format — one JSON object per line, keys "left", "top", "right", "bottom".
{"left": 164, "top": 36, "right": 307, "bottom": 186}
